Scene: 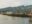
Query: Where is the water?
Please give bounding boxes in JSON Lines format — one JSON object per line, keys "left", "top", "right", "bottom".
{"left": 0, "top": 14, "right": 29, "bottom": 24}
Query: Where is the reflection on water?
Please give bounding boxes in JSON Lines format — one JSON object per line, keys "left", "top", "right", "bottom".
{"left": 0, "top": 15, "right": 29, "bottom": 24}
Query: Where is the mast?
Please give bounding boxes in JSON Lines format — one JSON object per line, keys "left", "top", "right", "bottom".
{"left": 29, "top": 8, "right": 32, "bottom": 24}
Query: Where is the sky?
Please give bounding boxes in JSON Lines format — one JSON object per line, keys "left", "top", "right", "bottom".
{"left": 0, "top": 0, "right": 32, "bottom": 9}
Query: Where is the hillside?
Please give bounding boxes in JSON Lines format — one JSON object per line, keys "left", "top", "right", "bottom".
{"left": 0, "top": 5, "right": 32, "bottom": 14}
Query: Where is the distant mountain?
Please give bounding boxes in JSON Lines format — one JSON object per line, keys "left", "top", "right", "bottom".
{"left": 0, "top": 5, "right": 32, "bottom": 13}
{"left": 0, "top": 5, "right": 24, "bottom": 13}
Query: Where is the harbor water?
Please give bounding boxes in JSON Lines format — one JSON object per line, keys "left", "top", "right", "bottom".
{"left": 0, "top": 14, "right": 30, "bottom": 24}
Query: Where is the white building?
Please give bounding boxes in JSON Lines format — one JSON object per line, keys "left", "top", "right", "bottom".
{"left": 6, "top": 11, "right": 13, "bottom": 14}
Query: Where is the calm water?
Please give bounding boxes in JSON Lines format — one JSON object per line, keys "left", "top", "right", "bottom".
{"left": 0, "top": 15, "right": 30, "bottom": 24}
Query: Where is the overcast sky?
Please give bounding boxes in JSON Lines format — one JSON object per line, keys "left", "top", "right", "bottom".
{"left": 0, "top": 0, "right": 32, "bottom": 9}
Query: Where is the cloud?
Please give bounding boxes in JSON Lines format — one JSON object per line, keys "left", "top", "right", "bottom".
{"left": 0, "top": 0, "right": 32, "bottom": 9}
